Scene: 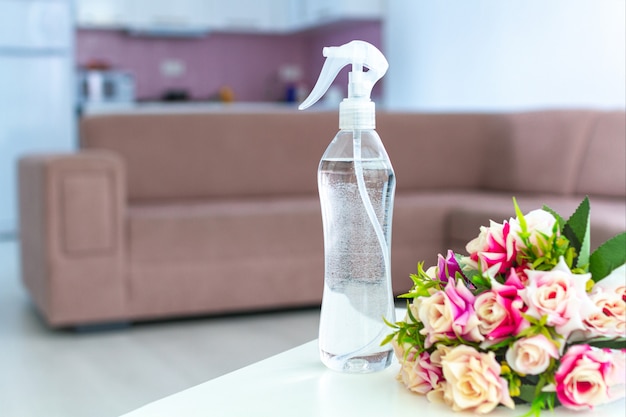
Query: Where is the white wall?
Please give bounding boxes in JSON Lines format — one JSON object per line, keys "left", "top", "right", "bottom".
{"left": 383, "top": 0, "right": 626, "bottom": 111}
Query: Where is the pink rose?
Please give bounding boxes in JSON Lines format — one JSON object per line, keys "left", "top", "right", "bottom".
{"left": 475, "top": 282, "right": 528, "bottom": 344}
{"left": 465, "top": 220, "right": 517, "bottom": 275}
{"left": 417, "top": 279, "right": 483, "bottom": 348}
{"left": 505, "top": 334, "right": 559, "bottom": 375}
{"left": 433, "top": 345, "right": 515, "bottom": 414}
{"left": 555, "top": 345, "right": 626, "bottom": 410}
{"left": 395, "top": 349, "right": 443, "bottom": 395}
{"left": 504, "top": 267, "right": 526, "bottom": 289}
{"left": 521, "top": 257, "right": 596, "bottom": 338}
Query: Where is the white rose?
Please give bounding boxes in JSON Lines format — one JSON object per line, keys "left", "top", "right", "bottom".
{"left": 465, "top": 224, "right": 491, "bottom": 255}
{"left": 424, "top": 265, "right": 438, "bottom": 279}
{"left": 510, "top": 208, "right": 557, "bottom": 251}
{"left": 506, "top": 335, "right": 559, "bottom": 375}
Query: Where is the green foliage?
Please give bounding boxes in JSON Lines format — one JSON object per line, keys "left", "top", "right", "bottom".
{"left": 517, "top": 314, "right": 562, "bottom": 350}
{"left": 398, "top": 262, "right": 443, "bottom": 299}
{"left": 518, "top": 374, "right": 557, "bottom": 417}
{"left": 561, "top": 197, "right": 591, "bottom": 270}
{"left": 381, "top": 302, "right": 426, "bottom": 353}
{"left": 589, "top": 232, "right": 626, "bottom": 282}
{"left": 501, "top": 362, "right": 522, "bottom": 397}
{"left": 584, "top": 336, "right": 626, "bottom": 350}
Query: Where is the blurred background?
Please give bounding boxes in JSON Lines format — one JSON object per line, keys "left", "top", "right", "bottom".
{"left": 0, "top": 1, "right": 624, "bottom": 416}
{"left": 1, "top": 0, "right": 624, "bottom": 237}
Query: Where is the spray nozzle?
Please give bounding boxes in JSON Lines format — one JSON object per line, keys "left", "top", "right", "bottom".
{"left": 298, "top": 40, "right": 388, "bottom": 112}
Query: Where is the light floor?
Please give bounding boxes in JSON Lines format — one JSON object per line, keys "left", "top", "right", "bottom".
{"left": 0, "top": 238, "right": 320, "bottom": 417}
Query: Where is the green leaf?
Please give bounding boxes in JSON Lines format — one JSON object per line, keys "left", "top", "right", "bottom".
{"left": 518, "top": 384, "right": 537, "bottom": 404}
{"left": 563, "top": 197, "right": 591, "bottom": 270}
{"left": 585, "top": 337, "right": 626, "bottom": 350}
{"left": 589, "top": 232, "right": 626, "bottom": 282}
{"left": 513, "top": 197, "right": 528, "bottom": 235}
{"left": 380, "top": 332, "right": 395, "bottom": 346}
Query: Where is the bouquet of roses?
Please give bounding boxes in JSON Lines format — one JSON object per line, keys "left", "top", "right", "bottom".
{"left": 383, "top": 197, "right": 626, "bottom": 416}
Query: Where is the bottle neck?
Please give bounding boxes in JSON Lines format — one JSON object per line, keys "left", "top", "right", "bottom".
{"left": 339, "top": 100, "right": 375, "bottom": 130}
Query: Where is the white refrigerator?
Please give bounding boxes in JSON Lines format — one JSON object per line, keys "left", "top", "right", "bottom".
{"left": 0, "top": 0, "right": 76, "bottom": 236}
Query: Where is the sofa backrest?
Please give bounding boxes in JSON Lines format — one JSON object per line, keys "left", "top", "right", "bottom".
{"left": 81, "top": 111, "right": 335, "bottom": 201}
{"left": 380, "top": 110, "right": 625, "bottom": 198}
{"left": 80, "top": 109, "right": 625, "bottom": 201}
{"left": 378, "top": 112, "right": 501, "bottom": 191}
{"left": 482, "top": 110, "right": 625, "bottom": 197}
{"left": 574, "top": 111, "right": 625, "bottom": 197}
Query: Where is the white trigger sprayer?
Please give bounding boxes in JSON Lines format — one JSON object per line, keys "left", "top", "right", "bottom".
{"left": 299, "top": 40, "right": 396, "bottom": 373}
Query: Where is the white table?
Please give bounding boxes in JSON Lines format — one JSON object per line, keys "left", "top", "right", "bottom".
{"left": 120, "top": 339, "right": 624, "bottom": 417}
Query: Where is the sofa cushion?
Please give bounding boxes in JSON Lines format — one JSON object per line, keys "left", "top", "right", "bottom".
{"left": 126, "top": 197, "right": 324, "bottom": 318}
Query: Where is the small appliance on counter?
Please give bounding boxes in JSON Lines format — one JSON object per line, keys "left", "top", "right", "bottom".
{"left": 77, "top": 66, "right": 136, "bottom": 110}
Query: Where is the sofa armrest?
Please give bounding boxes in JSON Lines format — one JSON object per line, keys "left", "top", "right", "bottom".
{"left": 18, "top": 150, "right": 127, "bottom": 327}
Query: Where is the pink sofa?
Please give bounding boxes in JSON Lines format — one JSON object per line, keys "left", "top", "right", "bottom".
{"left": 18, "top": 109, "right": 625, "bottom": 327}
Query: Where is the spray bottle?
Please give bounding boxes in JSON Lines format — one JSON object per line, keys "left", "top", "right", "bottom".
{"left": 299, "top": 40, "right": 395, "bottom": 373}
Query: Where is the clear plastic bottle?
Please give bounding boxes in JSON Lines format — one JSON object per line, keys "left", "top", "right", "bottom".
{"left": 318, "top": 129, "right": 396, "bottom": 373}
{"left": 299, "top": 40, "right": 396, "bottom": 373}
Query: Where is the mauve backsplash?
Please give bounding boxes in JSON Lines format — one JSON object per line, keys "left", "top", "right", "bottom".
{"left": 76, "top": 21, "right": 382, "bottom": 102}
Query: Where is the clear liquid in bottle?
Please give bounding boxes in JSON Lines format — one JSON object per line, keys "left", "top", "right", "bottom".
{"left": 318, "top": 155, "right": 396, "bottom": 373}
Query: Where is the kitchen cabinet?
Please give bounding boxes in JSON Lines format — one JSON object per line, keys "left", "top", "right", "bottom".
{"left": 337, "top": 0, "right": 384, "bottom": 19}
{"left": 76, "top": 0, "right": 383, "bottom": 34}
{"left": 210, "top": 0, "right": 289, "bottom": 33}
{"left": 76, "top": 0, "right": 127, "bottom": 28}
{"left": 290, "top": 0, "right": 383, "bottom": 30}
{"left": 125, "top": 0, "right": 211, "bottom": 32}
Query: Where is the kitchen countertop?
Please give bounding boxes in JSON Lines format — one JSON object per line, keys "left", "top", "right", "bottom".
{"left": 79, "top": 101, "right": 320, "bottom": 116}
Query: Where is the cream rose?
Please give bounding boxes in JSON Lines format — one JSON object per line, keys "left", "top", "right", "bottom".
{"left": 417, "top": 280, "right": 483, "bottom": 348}
{"left": 475, "top": 291, "right": 506, "bottom": 335}
{"left": 395, "top": 350, "right": 443, "bottom": 395}
{"left": 416, "top": 291, "right": 454, "bottom": 345}
{"left": 505, "top": 335, "right": 559, "bottom": 375}
{"left": 434, "top": 345, "right": 514, "bottom": 414}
